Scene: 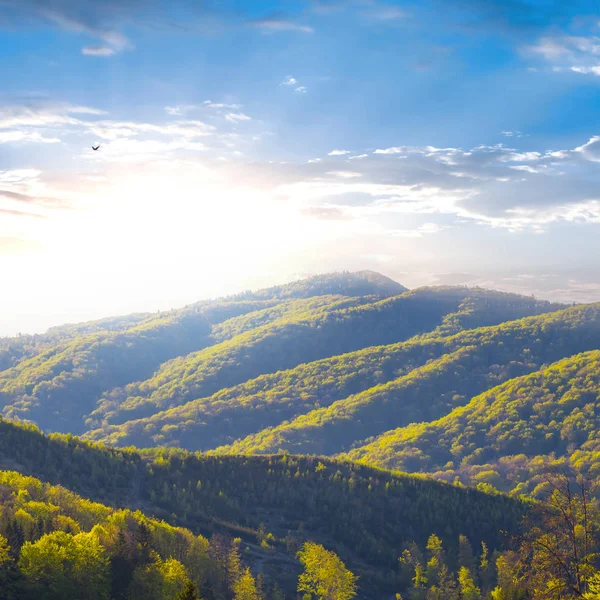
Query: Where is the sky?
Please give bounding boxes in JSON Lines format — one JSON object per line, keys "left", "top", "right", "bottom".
{"left": 2, "top": 0, "right": 600, "bottom": 335}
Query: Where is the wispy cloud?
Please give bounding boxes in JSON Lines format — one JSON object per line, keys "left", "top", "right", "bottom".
{"left": 0, "top": 131, "right": 61, "bottom": 144}
{"left": 165, "top": 102, "right": 243, "bottom": 116}
{"left": 328, "top": 149, "right": 351, "bottom": 156}
{"left": 281, "top": 76, "right": 307, "bottom": 93}
{"left": 527, "top": 35, "right": 600, "bottom": 75}
{"left": 250, "top": 18, "right": 314, "bottom": 34}
{"left": 225, "top": 113, "right": 252, "bottom": 123}
{"left": 268, "top": 135, "right": 600, "bottom": 231}
{"left": 82, "top": 46, "right": 116, "bottom": 56}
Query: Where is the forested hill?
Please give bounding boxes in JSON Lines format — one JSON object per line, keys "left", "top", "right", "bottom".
{"left": 86, "top": 302, "right": 599, "bottom": 453}
{"left": 0, "top": 417, "right": 526, "bottom": 598}
{"left": 0, "top": 271, "right": 561, "bottom": 440}
{"left": 342, "top": 349, "right": 600, "bottom": 496}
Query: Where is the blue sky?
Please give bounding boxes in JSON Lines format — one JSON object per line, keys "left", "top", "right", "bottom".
{"left": 2, "top": 0, "right": 600, "bottom": 334}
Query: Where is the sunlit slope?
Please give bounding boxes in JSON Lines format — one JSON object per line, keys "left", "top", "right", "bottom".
{"left": 211, "top": 303, "right": 600, "bottom": 456}
{"left": 89, "top": 287, "right": 561, "bottom": 430}
{"left": 342, "top": 350, "right": 600, "bottom": 497}
{"left": 0, "top": 271, "right": 404, "bottom": 434}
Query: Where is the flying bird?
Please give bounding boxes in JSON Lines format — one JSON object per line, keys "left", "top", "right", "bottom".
{"left": 92, "top": 145, "right": 100, "bottom": 151}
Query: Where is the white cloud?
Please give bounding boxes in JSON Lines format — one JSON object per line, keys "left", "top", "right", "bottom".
{"left": 326, "top": 171, "right": 362, "bottom": 178}
{"left": 268, "top": 135, "right": 600, "bottom": 231}
{"left": 0, "top": 131, "right": 61, "bottom": 144}
{"left": 571, "top": 66, "right": 600, "bottom": 76}
{"left": 225, "top": 112, "right": 252, "bottom": 123}
{"left": 392, "top": 222, "right": 443, "bottom": 238}
{"left": 251, "top": 19, "right": 314, "bottom": 34}
{"left": 373, "top": 147, "right": 405, "bottom": 155}
{"left": 574, "top": 136, "right": 600, "bottom": 162}
{"left": 203, "top": 101, "right": 243, "bottom": 109}
{"left": 165, "top": 102, "right": 243, "bottom": 116}
{"left": 82, "top": 46, "right": 115, "bottom": 56}
{"left": 281, "top": 76, "right": 307, "bottom": 93}
{"left": 500, "top": 151, "right": 542, "bottom": 162}
{"left": 509, "top": 165, "right": 540, "bottom": 174}
{"left": 527, "top": 35, "right": 600, "bottom": 75}
{"left": 328, "top": 149, "right": 351, "bottom": 156}
{"left": 363, "top": 6, "right": 406, "bottom": 21}
{"left": 349, "top": 154, "right": 368, "bottom": 160}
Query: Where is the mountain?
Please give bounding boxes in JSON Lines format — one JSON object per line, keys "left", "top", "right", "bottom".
{"left": 0, "top": 273, "right": 561, "bottom": 441}
{"left": 342, "top": 349, "right": 600, "bottom": 497}
{"left": 0, "top": 417, "right": 526, "bottom": 598}
{"left": 223, "top": 270, "right": 407, "bottom": 300}
{"left": 85, "top": 302, "right": 598, "bottom": 453}
{"left": 87, "top": 287, "right": 562, "bottom": 430}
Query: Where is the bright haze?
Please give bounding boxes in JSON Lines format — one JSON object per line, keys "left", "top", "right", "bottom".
{"left": 1, "top": 0, "right": 600, "bottom": 335}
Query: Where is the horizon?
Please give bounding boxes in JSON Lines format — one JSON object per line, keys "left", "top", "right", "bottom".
{"left": 0, "top": 268, "right": 583, "bottom": 338}
{"left": 2, "top": 0, "right": 600, "bottom": 336}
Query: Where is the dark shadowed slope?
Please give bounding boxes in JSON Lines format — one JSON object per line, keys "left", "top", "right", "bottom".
{"left": 0, "top": 416, "right": 526, "bottom": 591}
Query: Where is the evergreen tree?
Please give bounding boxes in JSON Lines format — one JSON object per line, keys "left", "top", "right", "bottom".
{"left": 233, "top": 567, "right": 262, "bottom": 600}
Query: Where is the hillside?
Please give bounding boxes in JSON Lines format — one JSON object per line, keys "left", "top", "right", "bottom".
{"left": 88, "top": 286, "right": 562, "bottom": 430}
{"left": 0, "top": 273, "right": 561, "bottom": 441}
{"left": 0, "top": 417, "right": 526, "bottom": 598}
{"left": 341, "top": 350, "right": 600, "bottom": 497}
{"left": 0, "top": 271, "right": 400, "bottom": 372}
{"left": 100, "top": 302, "right": 596, "bottom": 455}
{"left": 0, "top": 271, "right": 404, "bottom": 434}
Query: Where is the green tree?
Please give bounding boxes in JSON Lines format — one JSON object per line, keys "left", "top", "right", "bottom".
{"left": 297, "top": 542, "right": 357, "bottom": 600}
{"left": 129, "top": 556, "right": 189, "bottom": 600}
{"left": 458, "top": 567, "right": 481, "bottom": 600}
{"left": 19, "top": 531, "right": 109, "bottom": 600}
{"left": 178, "top": 579, "right": 201, "bottom": 600}
{"left": 233, "top": 567, "right": 262, "bottom": 600}
{"left": 518, "top": 474, "right": 598, "bottom": 599}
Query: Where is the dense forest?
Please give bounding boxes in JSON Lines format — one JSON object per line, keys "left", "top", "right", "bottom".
{"left": 0, "top": 272, "right": 565, "bottom": 445}
{"left": 0, "top": 417, "right": 526, "bottom": 597}
{"left": 343, "top": 350, "right": 600, "bottom": 495}
{"left": 3, "top": 270, "right": 600, "bottom": 598}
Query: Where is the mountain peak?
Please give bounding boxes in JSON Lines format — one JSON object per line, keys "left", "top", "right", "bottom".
{"left": 234, "top": 270, "right": 407, "bottom": 301}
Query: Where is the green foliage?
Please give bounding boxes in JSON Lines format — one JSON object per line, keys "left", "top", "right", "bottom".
{"left": 0, "top": 417, "right": 528, "bottom": 597}
{"left": 343, "top": 349, "right": 600, "bottom": 496}
{"left": 297, "top": 542, "right": 357, "bottom": 600}
{"left": 0, "top": 469, "right": 268, "bottom": 600}
{"left": 84, "top": 289, "right": 570, "bottom": 452}
{"left": 19, "top": 530, "right": 110, "bottom": 600}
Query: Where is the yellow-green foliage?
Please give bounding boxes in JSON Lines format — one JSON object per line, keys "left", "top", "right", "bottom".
{"left": 343, "top": 350, "right": 600, "bottom": 496}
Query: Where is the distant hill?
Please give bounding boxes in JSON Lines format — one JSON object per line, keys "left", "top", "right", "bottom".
{"left": 0, "top": 272, "right": 564, "bottom": 444}
{"left": 84, "top": 300, "right": 591, "bottom": 452}
{"left": 226, "top": 270, "right": 407, "bottom": 300}
{"left": 86, "top": 286, "right": 562, "bottom": 435}
{"left": 208, "top": 303, "right": 600, "bottom": 457}
{"left": 342, "top": 349, "right": 600, "bottom": 497}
